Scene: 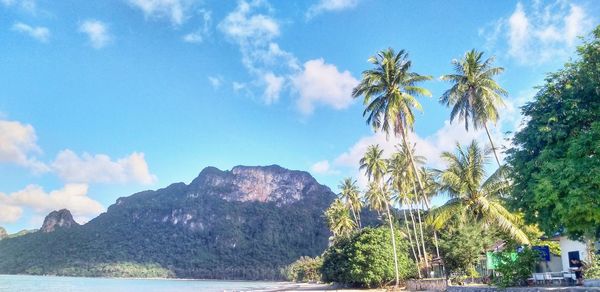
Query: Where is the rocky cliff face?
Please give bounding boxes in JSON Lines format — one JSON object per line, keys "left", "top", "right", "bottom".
{"left": 0, "top": 227, "right": 7, "bottom": 240}
{"left": 189, "top": 165, "right": 328, "bottom": 205}
{"left": 40, "top": 209, "right": 80, "bottom": 233}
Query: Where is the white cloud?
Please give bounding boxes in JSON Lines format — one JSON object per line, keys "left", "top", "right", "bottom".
{"left": 333, "top": 121, "right": 508, "bottom": 187}
{"left": 292, "top": 58, "right": 358, "bottom": 114}
{"left": 1, "top": 0, "right": 36, "bottom": 13}
{"left": 79, "top": 20, "right": 111, "bottom": 49}
{"left": 0, "top": 119, "right": 49, "bottom": 173}
{"left": 127, "top": 0, "right": 195, "bottom": 25}
{"left": 263, "top": 72, "right": 284, "bottom": 103}
{"left": 0, "top": 204, "right": 23, "bottom": 223}
{"left": 208, "top": 75, "right": 223, "bottom": 89}
{"left": 310, "top": 160, "right": 339, "bottom": 175}
{"left": 0, "top": 184, "right": 104, "bottom": 224}
{"left": 219, "top": 0, "right": 280, "bottom": 46}
{"left": 219, "top": 0, "right": 299, "bottom": 104}
{"left": 182, "top": 9, "right": 211, "bottom": 43}
{"left": 51, "top": 149, "right": 157, "bottom": 185}
{"left": 480, "top": 1, "right": 594, "bottom": 65}
{"left": 306, "top": 0, "right": 358, "bottom": 19}
{"left": 11, "top": 22, "right": 50, "bottom": 42}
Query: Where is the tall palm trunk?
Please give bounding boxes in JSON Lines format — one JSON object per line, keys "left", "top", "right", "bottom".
{"left": 384, "top": 199, "right": 400, "bottom": 287}
{"left": 400, "top": 132, "right": 435, "bottom": 275}
{"left": 411, "top": 185, "right": 429, "bottom": 276}
{"left": 483, "top": 123, "right": 501, "bottom": 168}
{"left": 349, "top": 203, "right": 360, "bottom": 228}
{"left": 407, "top": 197, "right": 426, "bottom": 276}
{"left": 402, "top": 207, "right": 422, "bottom": 278}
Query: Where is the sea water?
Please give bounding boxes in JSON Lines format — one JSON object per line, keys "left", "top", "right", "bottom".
{"left": 0, "top": 275, "right": 292, "bottom": 292}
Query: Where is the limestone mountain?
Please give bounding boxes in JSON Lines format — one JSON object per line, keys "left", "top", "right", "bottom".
{"left": 40, "top": 209, "right": 80, "bottom": 233}
{"left": 0, "top": 227, "right": 7, "bottom": 240}
{"left": 0, "top": 165, "right": 336, "bottom": 280}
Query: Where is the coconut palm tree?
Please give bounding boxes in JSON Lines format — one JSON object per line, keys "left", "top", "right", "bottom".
{"left": 440, "top": 49, "right": 507, "bottom": 167}
{"left": 325, "top": 199, "right": 356, "bottom": 237}
{"left": 339, "top": 178, "right": 362, "bottom": 228}
{"left": 352, "top": 48, "right": 432, "bottom": 196}
{"left": 387, "top": 146, "right": 430, "bottom": 273}
{"left": 360, "top": 145, "right": 401, "bottom": 287}
{"left": 352, "top": 50, "right": 437, "bottom": 276}
{"left": 359, "top": 145, "right": 387, "bottom": 182}
{"left": 388, "top": 151, "right": 423, "bottom": 276}
{"left": 429, "top": 140, "right": 529, "bottom": 244}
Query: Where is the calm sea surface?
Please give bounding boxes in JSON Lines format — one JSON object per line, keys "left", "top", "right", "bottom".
{"left": 0, "top": 275, "right": 296, "bottom": 292}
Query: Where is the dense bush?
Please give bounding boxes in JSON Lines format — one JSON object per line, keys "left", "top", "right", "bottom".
{"left": 439, "top": 223, "right": 493, "bottom": 278}
{"left": 321, "top": 227, "right": 415, "bottom": 288}
{"left": 492, "top": 247, "right": 538, "bottom": 287}
{"left": 282, "top": 256, "right": 323, "bottom": 282}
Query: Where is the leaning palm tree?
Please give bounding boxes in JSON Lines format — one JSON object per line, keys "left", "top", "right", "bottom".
{"left": 429, "top": 140, "right": 529, "bottom": 244}
{"left": 360, "top": 145, "right": 401, "bottom": 287}
{"left": 339, "top": 178, "right": 362, "bottom": 228}
{"left": 325, "top": 199, "right": 356, "bottom": 237}
{"left": 440, "top": 49, "right": 507, "bottom": 167}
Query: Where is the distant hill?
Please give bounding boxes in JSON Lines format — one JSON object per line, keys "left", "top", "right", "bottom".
{"left": 0, "top": 165, "right": 337, "bottom": 280}
{"left": 0, "top": 227, "right": 37, "bottom": 240}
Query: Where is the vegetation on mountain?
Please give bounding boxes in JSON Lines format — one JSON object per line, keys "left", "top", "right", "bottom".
{"left": 507, "top": 26, "right": 600, "bottom": 239}
{"left": 0, "top": 165, "right": 335, "bottom": 280}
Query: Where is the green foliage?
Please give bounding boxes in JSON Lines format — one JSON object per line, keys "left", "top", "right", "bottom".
{"left": 492, "top": 247, "right": 538, "bottom": 288}
{"left": 439, "top": 222, "right": 493, "bottom": 277}
{"left": 507, "top": 26, "right": 600, "bottom": 239}
{"left": 0, "top": 171, "right": 335, "bottom": 280}
{"left": 430, "top": 140, "right": 529, "bottom": 244}
{"left": 325, "top": 199, "right": 356, "bottom": 237}
{"left": 584, "top": 246, "right": 600, "bottom": 279}
{"left": 321, "top": 227, "right": 416, "bottom": 288}
{"left": 282, "top": 256, "right": 323, "bottom": 282}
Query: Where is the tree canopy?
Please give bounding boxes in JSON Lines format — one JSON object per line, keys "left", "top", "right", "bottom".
{"left": 507, "top": 26, "right": 600, "bottom": 239}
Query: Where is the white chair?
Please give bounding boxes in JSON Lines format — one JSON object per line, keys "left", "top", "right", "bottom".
{"left": 534, "top": 273, "right": 546, "bottom": 285}
{"left": 548, "top": 272, "right": 563, "bottom": 285}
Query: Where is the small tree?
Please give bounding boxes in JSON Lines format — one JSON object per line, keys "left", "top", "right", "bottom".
{"left": 321, "top": 227, "right": 416, "bottom": 288}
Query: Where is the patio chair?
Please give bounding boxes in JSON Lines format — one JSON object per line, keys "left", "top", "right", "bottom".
{"left": 547, "top": 272, "right": 563, "bottom": 285}
{"left": 533, "top": 273, "right": 546, "bottom": 285}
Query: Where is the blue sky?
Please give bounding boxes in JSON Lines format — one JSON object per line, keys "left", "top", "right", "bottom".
{"left": 1, "top": 0, "right": 598, "bottom": 233}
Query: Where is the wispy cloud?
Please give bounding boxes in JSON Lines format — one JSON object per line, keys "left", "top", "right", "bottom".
{"left": 306, "top": 0, "right": 358, "bottom": 19}
{"left": 1, "top": 0, "right": 36, "bottom": 13}
{"left": 11, "top": 22, "right": 50, "bottom": 42}
{"left": 127, "top": 0, "right": 195, "bottom": 25}
{"left": 182, "top": 9, "right": 212, "bottom": 43}
{"left": 208, "top": 75, "right": 224, "bottom": 89}
{"left": 480, "top": 1, "right": 594, "bottom": 65}
{"left": 79, "top": 20, "right": 112, "bottom": 49}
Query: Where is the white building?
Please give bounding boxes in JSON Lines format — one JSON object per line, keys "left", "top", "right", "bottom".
{"left": 557, "top": 236, "right": 596, "bottom": 271}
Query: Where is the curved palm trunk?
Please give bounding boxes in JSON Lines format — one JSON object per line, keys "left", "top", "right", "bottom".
{"left": 384, "top": 200, "right": 400, "bottom": 287}
{"left": 402, "top": 207, "right": 422, "bottom": 278}
{"left": 408, "top": 197, "right": 427, "bottom": 276}
{"left": 411, "top": 189, "right": 430, "bottom": 277}
{"left": 401, "top": 132, "right": 435, "bottom": 275}
{"left": 407, "top": 199, "right": 423, "bottom": 265}
{"left": 483, "top": 123, "right": 501, "bottom": 168}
{"left": 349, "top": 203, "right": 360, "bottom": 228}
